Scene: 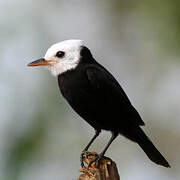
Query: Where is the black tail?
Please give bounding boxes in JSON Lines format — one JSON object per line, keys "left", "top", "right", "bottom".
{"left": 122, "top": 127, "right": 170, "bottom": 168}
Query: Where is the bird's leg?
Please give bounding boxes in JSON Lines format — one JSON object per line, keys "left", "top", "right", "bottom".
{"left": 88, "top": 131, "right": 118, "bottom": 168}
{"left": 81, "top": 129, "right": 101, "bottom": 167}
{"left": 83, "top": 130, "right": 101, "bottom": 152}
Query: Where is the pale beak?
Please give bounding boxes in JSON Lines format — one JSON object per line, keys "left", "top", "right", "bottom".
{"left": 27, "top": 58, "right": 57, "bottom": 66}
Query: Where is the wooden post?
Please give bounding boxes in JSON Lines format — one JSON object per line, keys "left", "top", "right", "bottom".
{"left": 78, "top": 152, "right": 120, "bottom": 180}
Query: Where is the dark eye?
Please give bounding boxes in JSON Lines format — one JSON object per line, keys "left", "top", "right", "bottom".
{"left": 56, "top": 51, "right": 65, "bottom": 58}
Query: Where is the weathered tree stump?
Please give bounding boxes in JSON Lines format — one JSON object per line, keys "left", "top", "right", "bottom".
{"left": 78, "top": 152, "right": 120, "bottom": 180}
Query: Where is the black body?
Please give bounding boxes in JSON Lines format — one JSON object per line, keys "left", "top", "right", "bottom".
{"left": 58, "top": 47, "right": 170, "bottom": 167}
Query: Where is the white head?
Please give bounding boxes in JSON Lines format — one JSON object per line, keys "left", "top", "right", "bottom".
{"left": 28, "top": 39, "right": 85, "bottom": 76}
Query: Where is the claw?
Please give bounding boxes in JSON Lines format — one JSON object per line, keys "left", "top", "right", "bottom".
{"left": 80, "top": 151, "right": 86, "bottom": 168}
{"left": 88, "top": 153, "right": 103, "bottom": 168}
{"left": 80, "top": 151, "right": 99, "bottom": 168}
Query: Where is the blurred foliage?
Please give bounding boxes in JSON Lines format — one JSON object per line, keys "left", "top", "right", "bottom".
{"left": 6, "top": 114, "right": 46, "bottom": 180}
{"left": 138, "top": 0, "right": 180, "bottom": 55}
{"left": 108, "top": 0, "right": 180, "bottom": 55}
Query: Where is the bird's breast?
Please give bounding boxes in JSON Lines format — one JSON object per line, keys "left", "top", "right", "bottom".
{"left": 57, "top": 70, "right": 91, "bottom": 102}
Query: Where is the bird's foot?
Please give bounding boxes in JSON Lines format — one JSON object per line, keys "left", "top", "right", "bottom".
{"left": 80, "top": 151, "right": 86, "bottom": 168}
{"left": 87, "top": 153, "right": 103, "bottom": 168}
{"left": 80, "top": 151, "right": 98, "bottom": 168}
{"left": 88, "top": 154, "right": 103, "bottom": 168}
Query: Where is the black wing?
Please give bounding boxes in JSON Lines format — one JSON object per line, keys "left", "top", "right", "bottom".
{"left": 86, "top": 65, "right": 145, "bottom": 127}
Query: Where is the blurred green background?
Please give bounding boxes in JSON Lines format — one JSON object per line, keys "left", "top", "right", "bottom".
{"left": 0, "top": 0, "right": 179, "bottom": 179}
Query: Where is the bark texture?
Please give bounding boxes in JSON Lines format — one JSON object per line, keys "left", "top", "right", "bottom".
{"left": 78, "top": 152, "right": 120, "bottom": 180}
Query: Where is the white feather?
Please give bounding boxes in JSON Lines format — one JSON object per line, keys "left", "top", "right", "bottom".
{"left": 44, "top": 39, "right": 84, "bottom": 76}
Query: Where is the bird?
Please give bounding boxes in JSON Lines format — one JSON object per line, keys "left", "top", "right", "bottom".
{"left": 28, "top": 39, "right": 170, "bottom": 168}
